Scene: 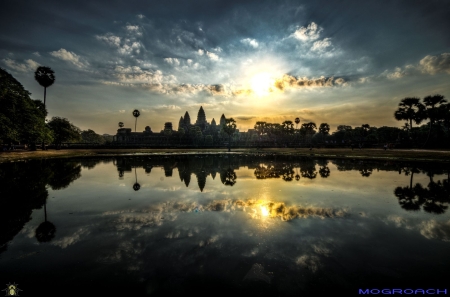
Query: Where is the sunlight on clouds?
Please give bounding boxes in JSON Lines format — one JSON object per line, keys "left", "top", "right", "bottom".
{"left": 50, "top": 48, "right": 88, "bottom": 68}
{"left": 2, "top": 58, "right": 40, "bottom": 72}
{"left": 240, "top": 38, "right": 259, "bottom": 48}
{"left": 293, "top": 22, "right": 322, "bottom": 41}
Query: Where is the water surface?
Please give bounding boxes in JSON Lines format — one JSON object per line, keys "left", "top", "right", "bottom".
{"left": 1, "top": 155, "right": 449, "bottom": 296}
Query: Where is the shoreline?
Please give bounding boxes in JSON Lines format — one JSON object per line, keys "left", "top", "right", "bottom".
{"left": 2, "top": 148, "right": 450, "bottom": 163}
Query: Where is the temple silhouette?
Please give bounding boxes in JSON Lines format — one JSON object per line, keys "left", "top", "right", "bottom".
{"left": 114, "top": 106, "right": 230, "bottom": 144}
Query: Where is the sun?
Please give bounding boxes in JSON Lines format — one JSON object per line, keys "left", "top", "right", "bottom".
{"left": 250, "top": 72, "right": 274, "bottom": 97}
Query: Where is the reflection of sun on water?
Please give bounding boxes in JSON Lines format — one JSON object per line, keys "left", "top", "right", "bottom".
{"left": 260, "top": 206, "right": 270, "bottom": 217}
{"left": 250, "top": 72, "right": 274, "bottom": 97}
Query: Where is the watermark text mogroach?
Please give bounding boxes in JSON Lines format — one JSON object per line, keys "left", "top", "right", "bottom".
{"left": 359, "top": 289, "right": 447, "bottom": 294}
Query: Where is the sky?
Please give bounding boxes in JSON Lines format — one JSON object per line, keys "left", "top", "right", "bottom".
{"left": 1, "top": 0, "right": 450, "bottom": 134}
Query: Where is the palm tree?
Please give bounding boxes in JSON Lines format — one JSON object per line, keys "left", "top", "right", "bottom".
{"left": 281, "top": 120, "right": 294, "bottom": 145}
{"left": 34, "top": 66, "right": 55, "bottom": 111}
{"left": 222, "top": 118, "right": 237, "bottom": 152}
{"left": 294, "top": 117, "right": 301, "bottom": 149}
{"left": 318, "top": 123, "right": 330, "bottom": 143}
{"left": 394, "top": 97, "right": 425, "bottom": 145}
{"left": 301, "top": 122, "right": 317, "bottom": 144}
{"left": 422, "top": 94, "right": 447, "bottom": 147}
{"left": 118, "top": 122, "right": 124, "bottom": 128}
{"left": 132, "top": 109, "right": 140, "bottom": 132}
{"left": 34, "top": 66, "right": 55, "bottom": 150}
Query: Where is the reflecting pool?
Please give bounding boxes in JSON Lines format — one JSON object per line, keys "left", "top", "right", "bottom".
{"left": 1, "top": 155, "right": 449, "bottom": 296}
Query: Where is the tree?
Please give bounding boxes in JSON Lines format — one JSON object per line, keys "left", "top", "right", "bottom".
{"left": 132, "top": 109, "right": 140, "bottom": 132}
{"left": 118, "top": 122, "right": 124, "bottom": 128}
{"left": 301, "top": 122, "right": 317, "bottom": 143}
{"left": 34, "top": 66, "right": 55, "bottom": 150}
{"left": 422, "top": 94, "right": 447, "bottom": 147}
{"left": 80, "top": 129, "right": 104, "bottom": 144}
{"left": 318, "top": 123, "right": 330, "bottom": 142}
{"left": 394, "top": 97, "right": 425, "bottom": 144}
{"left": 48, "top": 117, "right": 81, "bottom": 148}
{"left": 281, "top": 120, "right": 294, "bottom": 144}
{"left": 1, "top": 68, "right": 52, "bottom": 149}
{"left": 222, "top": 118, "right": 237, "bottom": 152}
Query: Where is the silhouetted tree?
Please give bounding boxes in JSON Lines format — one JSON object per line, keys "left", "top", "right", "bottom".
{"left": 422, "top": 94, "right": 447, "bottom": 147}
{"left": 48, "top": 117, "right": 81, "bottom": 148}
{"left": 222, "top": 118, "right": 237, "bottom": 152}
{"left": 132, "top": 109, "right": 140, "bottom": 132}
{"left": 34, "top": 66, "right": 55, "bottom": 150}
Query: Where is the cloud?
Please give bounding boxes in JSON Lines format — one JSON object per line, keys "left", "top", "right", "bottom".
{"left": 119, "top": 110, "right": 126, "bottom": 113}
{"left": 274, "top": 74, "right": 346, "bottom": 90}
{"left": 240, "top": 38, "right": 259, "bottom": 48}
{"left": 49, "top": 48, "right": 88, "bottom": 68}
{"left": 311, "top": 38, "right": 333, "bottom": 52}
{"left": 125, "top": 25, "right": 142, "bottom": 36}
{"left": 382, "top": 52, "right": 450, "bottom": 80}
{"left": 197, "top": 49, "right": 204, "bottom": 56}
{"left": 136, "top": 14, "right": 144, "bottom": 19}
{"left": 33, "top": 52, "right": 40, "bottom": 57}
{"left": 164, "top": 58, "right": 181, "bottom": 66}
{"left": 155, "top": 105, "right": 181, "bottom": 110}
{"left": 236, "top": 116, "right": 256, "bottom": 121}
{"left": 206, "top": 51, "right": 219, "bottom": 61}
{"left": 419, "top": 53, "right": 450, "bottom": 74}
{"left": 420, "top": 220, "right": 450, "bottom": 242}
{"left": 293, "top": 22, "right": 322, "bottom": 41}
{"left": 96, "top": 33, "right": 121, "bottom": 47}
{"left": 96, "top": 33, "right": 141, "bottom": 55}
{"left": 2, "top": 58, "right": 40, "bottom": 72}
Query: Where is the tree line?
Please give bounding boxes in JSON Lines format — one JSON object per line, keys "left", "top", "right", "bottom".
{"left": 0, "top": 68, "right": 110, "bottom": 150}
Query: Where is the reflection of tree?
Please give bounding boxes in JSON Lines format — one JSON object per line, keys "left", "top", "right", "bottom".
{"left": 359, "top": 168, "right": 373, "bottom": 177}
{"left": 133, "top": 167, "right": 140, "bottom": 191}
{"left": 422, "top": 180, "right": 449, "bottom": 214}
{"left": 394, "top": 165, "right": 450, "bottom": 214}
{"left": 317, "top": 159, "right": 330, "bottom": 178}
{"left": 0, "top": 160, "right": 82, "bottom": 253}
{"left": 220, "top": 168, "right": 237, "bottom": 186}
{"left": 281, "top": 164, "right": 294, "bottom": 181}
{"left": 300, "top": 160, "right": 317, "bottom": 179}
{"left": 394, "top": 184, "right": 424, "bottom": 211}
{"left": 47, "top": 161, "right": 82, "bottom": 190}
{"left": 35, "top": 201, "right": 56, "bottom": 242}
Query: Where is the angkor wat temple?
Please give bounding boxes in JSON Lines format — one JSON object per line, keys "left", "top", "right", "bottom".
{"left": 114, "top": 106, "right": 230, "bottom": 144}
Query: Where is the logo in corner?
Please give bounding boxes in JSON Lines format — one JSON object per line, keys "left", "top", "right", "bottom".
{"left": 3, "top": 283, "right": 22, "bottom": 296}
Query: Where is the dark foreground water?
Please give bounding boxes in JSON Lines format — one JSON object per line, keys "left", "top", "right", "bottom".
{"left": 0, "top": 155, "right": 449, "bottom": 296}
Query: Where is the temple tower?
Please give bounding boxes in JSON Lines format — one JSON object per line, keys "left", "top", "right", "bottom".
{"left": 184, "top": 111, "right": 191, "bottom": 126}
{"left": 220, "top": 114, "right": 226, "bottom": 126}
{"left": 196, "top": 106, "right": 207, "bottom": 130}
{"left": 178, "top": 116, "right": 184, "bottom": 130}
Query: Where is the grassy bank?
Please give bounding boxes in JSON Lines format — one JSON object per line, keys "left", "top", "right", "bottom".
{"left": 2, "top": 147, "right": 450, "bottom": 163}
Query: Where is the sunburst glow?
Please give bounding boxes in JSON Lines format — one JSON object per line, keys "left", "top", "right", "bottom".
{"left": 260, "top": 205, "right": 270, "bottom": 217}
{"left": 250, "top": 72, "right": 273, "bottom": 97}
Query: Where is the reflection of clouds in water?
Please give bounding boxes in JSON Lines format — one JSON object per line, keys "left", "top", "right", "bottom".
{"left": 312, "top": 244, "right": 332, "bottom": 257}
{"left": 385, "top": 215, "right": 414, "bottom": 229}
{"left": 384, "top": 216, "right": 450, "bottom": 241}
{"left": 243, "top": 263, "right": 272, "bottom": 284}
{"left": 231, "top": 199, "right": 347, "bottom": 221}
{"left": 296, "top": 254, "right": 322, "bottom": 273}
{"left": 420, "top": 220, "right": 450, "bottom": 242}
{"left": 52, "top": 228, "right": 90, "bottom": 249}
{"left": 97, "top": 241, "right": 144, "bottom": 271}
